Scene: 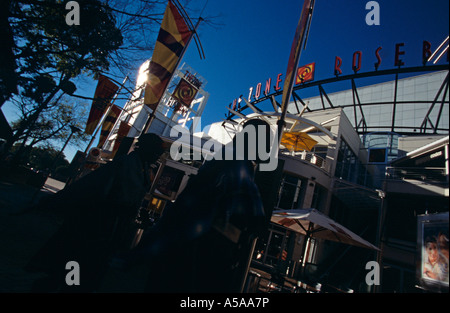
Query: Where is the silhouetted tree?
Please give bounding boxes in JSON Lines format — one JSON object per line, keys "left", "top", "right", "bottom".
{"left": 2, "top": 0, "right": 123, "bottom": 160}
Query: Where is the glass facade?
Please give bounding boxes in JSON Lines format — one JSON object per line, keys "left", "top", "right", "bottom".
{"left": 275, "top": 174, "right": 306, "bottom": 210}
{"left": 294, "top": 71, "right": 449, "bottom": 134}
{"left": 334, "top": 137, "right": 373, "bottom": 187}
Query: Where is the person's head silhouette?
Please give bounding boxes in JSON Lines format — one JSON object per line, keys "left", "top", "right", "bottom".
{"left": 135, "top": 133, "right": 165, "bottom": 163}
{"left": 232, "top": 118, "right": 273, "bottom": 164}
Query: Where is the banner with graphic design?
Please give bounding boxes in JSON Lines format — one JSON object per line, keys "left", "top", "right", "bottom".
{"left": 97, "top": 104, "right": 121, "bottom": 148}
{"left": 111, "top": 121, "right": 132, "bottom": 157}
{"left": 295, "top": 62, "right": 315, "bottom": 84}
{"left": 85, "top": 75, "right": 119, "bottom": 134}
{"left": 280, "top": 0, "right": 313, "bottom": 115}
{"left": 172, "top": 77, "right": 199, "bottom": 108}
{"left": 144, "top": 1, "right": 192, "bottom": 111}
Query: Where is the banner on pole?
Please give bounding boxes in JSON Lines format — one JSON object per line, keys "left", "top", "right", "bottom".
{"left": 97, "top": 104, "right": 121, "bottom": 148}
{"left": 111, "top": 122, "right": 132, "bottom": 157}
{"left": 144, "top": 1, "right": 192, "bottom": 111}
{"left": 280, "top": 0, "right": 313, "bottom": 115}
{"left": 85, "top": 75, "right": 119, "bottom": 135}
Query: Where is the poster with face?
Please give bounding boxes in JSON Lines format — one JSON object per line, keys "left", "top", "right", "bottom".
{"left": 417, "top": 212, "right": 449, "bottom": 292}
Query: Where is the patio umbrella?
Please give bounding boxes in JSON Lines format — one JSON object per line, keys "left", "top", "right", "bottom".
{"left": 280, "top": 131, "right": 318, "bottom": 152}
{"left": 271, "top": 208, "right": 379, "bottom": 250}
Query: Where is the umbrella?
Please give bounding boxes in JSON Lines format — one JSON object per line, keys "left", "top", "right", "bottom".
{"left": 271, "top": 208, "right": 379, "bottom": 250}
{"left": 280, "top": 131, "right": 318, "bottom": 152}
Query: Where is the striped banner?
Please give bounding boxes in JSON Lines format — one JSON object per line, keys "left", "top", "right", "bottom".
{"left": 85, "top": 75, "right": 119, "bottom": 134}
{"left": 144, "top": 1, "right": 192, "bottom": 110}
{"left": 97, "top": 104, "right": 121, "bottom": 148}
{"left": 111, "top": 121, "right": 132, "bottom": 157}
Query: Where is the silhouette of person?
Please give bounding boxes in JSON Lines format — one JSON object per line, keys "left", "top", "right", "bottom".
{"left": 120, "top": 119, "right": 274, "bottom": 293}
{"left": 25, "top": 133, "right": 165, "bottom": 292}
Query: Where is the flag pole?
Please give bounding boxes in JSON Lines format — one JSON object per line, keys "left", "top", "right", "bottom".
{"left": 277, "top": 0, "right": 315, "bottom": 144}
{"left": 141, "top": 16, "right": 202, "bottom": 136}
{"left": 101, "top": 74, "right": 135, "bottom": 151}
{"left": 84, "top": 75, "right": 129, "bottom": 154}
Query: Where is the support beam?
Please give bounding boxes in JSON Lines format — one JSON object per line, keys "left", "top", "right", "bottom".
{"left": 420, "top": 72, "right": 449, "bottom": 133}
{"left": 293, "top": 91, "right": 311, "bottom": 113}
{"left": 351, "top": 79, "right": 367, "bottom": 133}
{"left": 318, "top": 84, "right": 334, "bottom": 109}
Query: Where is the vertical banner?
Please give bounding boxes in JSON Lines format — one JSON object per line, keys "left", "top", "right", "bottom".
{"left": 144, "top": 1, "right": 192, "bottom": 111}
{"left": 97, "top": 104, "right": 121, "bottom": 148}
{"left": 85, "top": 75, "right": 119, "bottom": 134}
{"left": 280, "top": 0, "right": 313, "bottom": 118}
{"left": 111, "top": 122, "right": 132, "bottom": 157}
{"left": 417, "top": 212, "right": 449, "bottom": 292}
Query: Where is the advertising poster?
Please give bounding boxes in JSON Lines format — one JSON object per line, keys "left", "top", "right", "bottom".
{"left": 417, "top": 212, "right": 449, "bottom": 292}
{"left": 154, "top": 166, "right": 185, "bottom": 199}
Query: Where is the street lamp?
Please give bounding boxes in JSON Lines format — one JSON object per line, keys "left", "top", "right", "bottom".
{"left": 374, "top": 187, "right": 386, "bottom": 293}
{"left": 51, "top": 125, "right": 82, "bottom": 174}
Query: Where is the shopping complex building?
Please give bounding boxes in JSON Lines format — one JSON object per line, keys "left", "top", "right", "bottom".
{"left": 95, "top": 57, "right": 449, "bottom": 292}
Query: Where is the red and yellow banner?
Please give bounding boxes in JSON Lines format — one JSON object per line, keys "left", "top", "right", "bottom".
{"left": 144, "top": 1, "right": 192, "bottom": 110}
{"left": 97, "top": 104, "right": 121, "bottom": 148}
{"left": 111, "top": 121, "right": 132, "bottom": 157}
{"left": 85, "top": 75, "right": 119, "bottom": 134}
{"left": 295, "top": 62, "right": 315, "bottom": 84}
{"left": 280, "top": 0, "right": 312, "bottom": 115}
{"left": 172, "top": 77, "right": 198, "bottom": 108}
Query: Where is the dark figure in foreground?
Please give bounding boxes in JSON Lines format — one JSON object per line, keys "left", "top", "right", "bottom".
{"left": 123, "top": 119, "right": 272, "bottom": 292}
{"left": 25, "top": 133, "right": 165, "bottom": 292}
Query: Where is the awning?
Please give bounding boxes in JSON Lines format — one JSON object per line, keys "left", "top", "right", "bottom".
{"left": 271, "top": 208, "right": 379, "bottom": 250}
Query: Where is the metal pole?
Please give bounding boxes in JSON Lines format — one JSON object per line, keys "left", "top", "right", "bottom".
{"left": 101, "top": 84, "right": 135, "bottom": 151}
{"left": 239, "top": 237, "right": 258, "bottom": 293}
{"left": 300, "top": 222, "right": 313, "bottom": 277}
{"left": 51, "top": 125, "right": 81, "bottom": 173}
{"left": 374, "top": 187, "right": 386, "bottom": 293}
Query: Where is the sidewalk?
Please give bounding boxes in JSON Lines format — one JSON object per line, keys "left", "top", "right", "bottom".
{"left": 0, "top": 178, "right": 65, "bottom": 292}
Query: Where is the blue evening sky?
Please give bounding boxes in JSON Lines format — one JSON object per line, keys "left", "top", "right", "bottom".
{"left": 2, "top": 0, "right": 449, "bottom": 162}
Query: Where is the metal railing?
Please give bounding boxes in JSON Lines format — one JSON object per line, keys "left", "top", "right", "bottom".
{"left": 280, "top": 150, "right": 327, "bottom": 170}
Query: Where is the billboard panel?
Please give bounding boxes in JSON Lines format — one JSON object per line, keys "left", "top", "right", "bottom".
{"left": 416, "top": 212, "right": 449, "bottom": 292}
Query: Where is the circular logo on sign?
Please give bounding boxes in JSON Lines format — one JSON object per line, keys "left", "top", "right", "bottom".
{"left": 173, "top": 79, "right": 197, "bottom": 107}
